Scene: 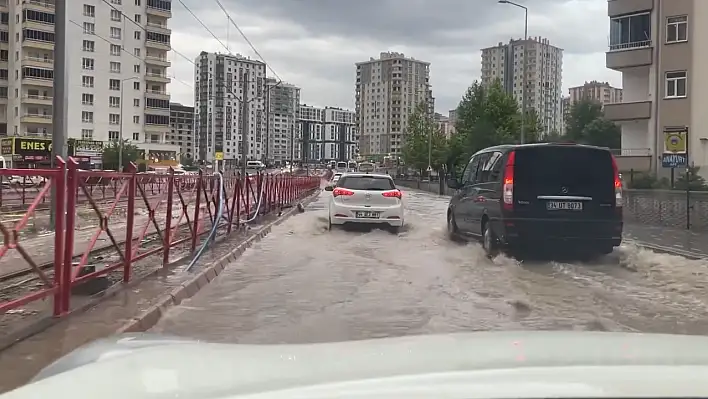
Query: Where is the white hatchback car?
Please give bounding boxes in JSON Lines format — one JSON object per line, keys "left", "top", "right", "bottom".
{"left": 325, "top": 173, "right": 404, "bottom": 232}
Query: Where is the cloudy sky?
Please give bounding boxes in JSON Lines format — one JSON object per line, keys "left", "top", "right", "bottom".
{"left": 167, "top": 0, "right": 620, "bottom": 113}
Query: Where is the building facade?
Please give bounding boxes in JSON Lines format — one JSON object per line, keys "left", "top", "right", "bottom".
{"left": 194, "top": 52, "right": 266, "bottom": 164}
{"left": 265, "top": 78, "right": 299, "bottom": 166}
{"left": 299, "top": 104, "right": 356, "bottom": 163}
{"left": 355, "top": 52, "right": 433, "bottom": 157}
{"left": 604, "top": 0, "right": 707, "bottom": 176}
{"left": 168, "top": 103, "right": 194, "bottom": 161}
{"left": 0, "top": 0, "right": 178, "bottom": 167}
{"left": 568, "top": 81, "right": 623, "bottom": 105}
{"left": 481, "top": 37, "right": 564, "bottom": 136}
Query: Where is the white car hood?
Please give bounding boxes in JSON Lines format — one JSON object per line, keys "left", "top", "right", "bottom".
{"left": 5, "top": 331, "right": 708, "bottom": 399}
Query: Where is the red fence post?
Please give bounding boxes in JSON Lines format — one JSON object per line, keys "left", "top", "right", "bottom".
{"left": 60, "top": 158, "right": 79, "bottom": 315}
{"left": 52, "top": 157, "right": 66, "bottom": 317}
{"left": 123, "top": 163, "right": 136, "bottom": 283}
{"left": 191, "top": 170, "right": 203, "bottom": 252}
{"left": 162, "top": 168, "right": 174, "bottom": 267}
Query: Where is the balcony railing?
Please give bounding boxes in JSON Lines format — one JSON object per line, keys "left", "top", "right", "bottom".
{"left": 23, "top": 94, "right": 52, "bottom": 101}
{"left": 610, "top": 148, "right": 651, "bottom": 157}
{"left": 146, "top": 89, "right": 169, "bottom": 95}
{"left": 609, "top": 40, "right": 651, "bottom": 52}
{"left": 146, "top": 72, "right": 168, "bottom": 79}
{"left": 25, "top": 0, "right": 55, "bottom": 8}
{"left": 146, "top": 22, "right": 168, "bottom": 29}
{"left": 145, "top": 55, "right": 169, "bottom": 63}
{"left": 23, "top": 113, "right": 52, "bottom": 119}
{"left": 24, "top": 131, "right": 50, "bottom": 137}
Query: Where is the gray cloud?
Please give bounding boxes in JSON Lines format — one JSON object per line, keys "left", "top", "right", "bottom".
{"left": 166, "top": 0, "right": 621, "bottom": 112}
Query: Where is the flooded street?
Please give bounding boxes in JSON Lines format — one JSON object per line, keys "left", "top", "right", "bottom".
{"left": 152, "top": 189, "right": 708, "bottom": 342}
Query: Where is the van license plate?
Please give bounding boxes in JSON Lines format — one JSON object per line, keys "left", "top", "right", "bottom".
{"left": 547, "top": 201, "right": 583, "bottom": 211}
{"left": 356, "top": 211, "right": 380, "bottom": 218}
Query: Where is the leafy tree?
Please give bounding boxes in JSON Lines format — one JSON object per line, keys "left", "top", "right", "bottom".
{"left": 581, "top": 118, "right": 621, "bottom": 148}
{"left": 675, "top": 166, "right": 708, "bottom": 191}
{"left": 180, "top": 155, "right": 194, "bottom": 167}
{"left": 402, "top": 101, "right": 447, "bottom": 175}
{"left": 102, "top": 139, "right": 141, "bottom": 170}
{"left": 565, "top": 99, "right": 603, "bottom": 141}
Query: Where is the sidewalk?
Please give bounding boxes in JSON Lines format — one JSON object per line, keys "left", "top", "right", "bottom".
{"left": 623, "top": 224, "right": 708, "bottom": 259}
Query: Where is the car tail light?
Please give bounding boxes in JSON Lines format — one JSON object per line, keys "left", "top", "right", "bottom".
{"left": 382, "top": 190, "right": 402, "bottom": 198}
{"left": 502, "top": 151, "right": 515, "bottom": 211}
{"left": 611, "top": 154, "right": 623, "bottom": 208}
{"left": 332, "top": 187, "right": 354, "bottom": 197}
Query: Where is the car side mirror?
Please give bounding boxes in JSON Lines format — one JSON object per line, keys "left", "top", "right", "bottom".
{"left": 446, "top": 177, "right": 462, "bottom": 189}
{"left": 324, "top": 185, "right": 334, "bottom": 191}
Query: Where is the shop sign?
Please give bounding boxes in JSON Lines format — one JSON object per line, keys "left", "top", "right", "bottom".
{"left": 0, "top": 138, "right": 13, "bottom": 155}
{"left": 15, "top": 138, "right": 52, "bottom": 162}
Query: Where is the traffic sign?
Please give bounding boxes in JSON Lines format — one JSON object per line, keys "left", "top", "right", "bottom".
{"left": 426, "top": 165, "right": 432, "bottom": 172}
{"left": 664, "top": 130, "right": 687, "bottom": 153}
{"left": 214, "top": 152, "right": 223, "bottom": 160}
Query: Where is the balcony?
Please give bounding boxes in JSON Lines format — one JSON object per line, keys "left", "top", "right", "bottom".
{"left": 22, "top": 94, "right": 52, "bottom": 105}
{"left": 22, "top": 38, "right": 54, "bottom": 51}
{"left": 21, "top": 75, "right": 53, "bottom": 87}
{"left": 20, "top": 113, "right": 52, "bottom": 124}
{"left": 147, "top": 5, "right": 171, "bottom": 18}
{"left": 23, "top": 0, "right": 54, "bottom": 12}
{"left": 606, "top": 41, "right": 652, "bottom": 70}
{"left": 145, "top": 55, "right": 171, "bottom": 67}
{"left": 145, "top": 39, "right": 170, "bottom": 51}
{"left": 23, "top": 18, "right": 54, "bottom": 32}
{"left": 604, "top": 101, "right": 652, "bottom": 122}
{"left": 144, "top": 124, "right": 170, "bottom": 134}
{"left": 608, "top": 0, "right": 653, "bottom": 17}
{"left": 146, "top": 21, "right": 171, "bottom": 34}
{"left": 0, "top": 0, "right": 7, "bottom": 10}
{"left": 145, "top": 72, "right": 170, "bottom": 83}
{"left": 22, "top": 57, "right": 53, "bottom": 70}
{"left": 23, "top": 130, "right": 50, "bottom": 137}
{"left": 610, "top": 148, "right": 652, "bottom": 172}
{"left": 145, "top": 89, "right": 169, "bottom": 100}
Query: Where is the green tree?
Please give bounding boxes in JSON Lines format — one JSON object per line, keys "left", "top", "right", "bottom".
{"left": 565, "top": 99, "right": 603, "bottom": 141}
{"left": 180, "top": 155, "right": 194, "bottom": 167}
{"left": 402, "top": 101, "right": 447, "bottom": 175}
{"left": 102, "top": 139, "right": 141, "bottom": 170}
{"left": 675, "top": 166, "right": 708, "bottom": 191}
{"left": 581, "top": 118, "right": 621, "bottom": 148}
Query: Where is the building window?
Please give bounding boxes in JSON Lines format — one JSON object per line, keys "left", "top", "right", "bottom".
{"left": 81, "top": 111, "right": 93, "bottom": 123}
{"left": 109, "top": 96, "right": 120, "bottom": 107}
{"left": 83, "top": 5, "right": 95, "bottom": 17}
{"left": 665, "top": 71, "right": 687, "bottom": 98}
{"left": 110, "top": 61, "right": 121, "bottom": 73}
{"left": 132, "top": 132, "right": 140, "bottom": 141}
{"left": 110, "top": 9, "right": 121, "bottom": 21}
{"left": 666, "top": 16, "right": 688, "bottom": 43}
{"left": 609, "top": 12, "right": 651, "bottom": 50}
{"left": 82, "top": 40, "right": 94, "bottom": 52}
{"left": 82, "top": 58, "right": 94, "bottom": 70}
{"left": 81, "top": 129, "right": 93, "bottom": 139}
{"left": 82, "top": 75, "right": 94, "bottom": 87}
{"left": 109, "top": 79, "right": 120, "bottom": 90}
{"left": 81, "top": 93, "right": 93, "bottom": 105}
{"left": 109, "top": 114, "right": 120, "bottom": 125}
{"left": 110, "top": 44, "right": 121, "bottom": 56}
{"left": 110, "top": 27, "right": 121, "bottom": 39}
{"left": 83, "top": 22, "right": 94, "bottom": 34}
{"left": 109, "top": 131, "right": 119, "bottom": 140}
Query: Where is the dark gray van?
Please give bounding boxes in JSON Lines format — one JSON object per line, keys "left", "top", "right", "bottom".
{"left": 446, "top": 143, "right": 623, "bottom": 258}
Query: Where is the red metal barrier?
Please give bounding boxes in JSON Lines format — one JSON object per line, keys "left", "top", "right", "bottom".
{"left": 0, "top": 158, "right": 321, "bottom": 317}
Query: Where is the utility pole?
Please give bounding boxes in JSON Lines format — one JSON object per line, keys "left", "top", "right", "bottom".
{"left": 240, "top": 71, "right": 249, "bottom": 179}
{"left": 118, "top": 83, "right": 124, "bottom": 171}
{"left": 289, "top": 123, "right": 294, "bottom": 173}
{"left": 50, "top": 0, "right": 68, "bottom": 228}
{"left": 521, "top": 10, "right": 528, "bottom": 144}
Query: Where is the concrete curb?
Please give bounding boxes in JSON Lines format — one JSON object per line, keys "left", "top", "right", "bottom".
{"left": 116, "top": 190, "right": 321, "bottom": 334}
{"left": 632, "top": 241, "right": 707, "bottom": 261}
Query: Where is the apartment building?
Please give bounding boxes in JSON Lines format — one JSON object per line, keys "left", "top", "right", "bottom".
{"left": 560, "top": 96, "right": 570, "bottom": 136}
{"left": 355, "top": 52, "right": 433, "bottom": 157}
{"left": 265, "top": 78, "right": 299, "bottom": 166}
{"left": 299, "top": 104, "right": 356, "bottom": 162}
{"left": 434, "top": 112, "right": 455, "bottom": 139}
{"left": 168, "top": 102, "right": 193, "bottom": 161}
{"left": 604, "top": 0, "right": 708, "bottom": 175}
{"left": 481, "top": 37, "right": 564, "bottom": 136}
{"left": 194, "top": 52, "right": 266, "bottom": 164}
{"left": 568, "top": 81, "right": 623, "bottom": 105}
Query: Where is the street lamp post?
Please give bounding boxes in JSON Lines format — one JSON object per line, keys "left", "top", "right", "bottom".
{"left": 499, "top": 0, "right": 528, "bottom": 144}
{"left": 118, "top": 76, "right": 139, "bottom": 171}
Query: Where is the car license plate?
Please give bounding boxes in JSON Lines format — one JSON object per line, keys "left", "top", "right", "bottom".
{"left": 546, "top": 201, "right": 583, "bottom": 211}
{"left": 356, "top": 211, "right": 380, "bottom": 218}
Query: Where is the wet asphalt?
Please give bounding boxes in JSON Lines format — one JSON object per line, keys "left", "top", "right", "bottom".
{"left": 151, "top": 189, "right": 708, "bottom": 342}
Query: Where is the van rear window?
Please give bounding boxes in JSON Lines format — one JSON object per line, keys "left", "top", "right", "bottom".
{"left": 514, "top": 146, "right": 614, "bottom": 197}
{"left": 338, "top": 176, "right": 395, "bottom": 191}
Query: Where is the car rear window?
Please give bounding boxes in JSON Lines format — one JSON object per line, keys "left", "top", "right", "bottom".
{"left": 337, "top": 176, "right": 395, "bottom": 191}
{"left": 514, "top": 146, "right": 614, "bottom": 198}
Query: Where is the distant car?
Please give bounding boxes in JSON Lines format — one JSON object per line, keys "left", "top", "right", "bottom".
{"left": 446, "top": 143, "right": 623, "bottom": 258}
{"left": 325, "top": 173, "right": 404, "bottom": 233}
{"left": 330, "top": 173, "right": 343, "bottom": 185}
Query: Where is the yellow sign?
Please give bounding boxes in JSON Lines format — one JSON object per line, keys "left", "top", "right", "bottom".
{"left": 664, "top": 130, "right": 687, "bottom": 153}
{"left": 214, "top": 152, "right": 224, "bottom": 160}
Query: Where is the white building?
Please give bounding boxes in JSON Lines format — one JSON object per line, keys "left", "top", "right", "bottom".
{"left": 481, "top": 37, "right": 563, "bottom": 136}
{"left": 194, "top": 52, "right": 266, "bottom": 165}
{"left": 355, "top": 52, "right": 433, "bottom": 157}
{"left": 299, "top": 104, "right": 356, "bottom": 163}
{"left": 568, "top": 81, "right": 623, "bottom": 106}
{"left": 265, "top": 78, "right": 299, "bottom": 166}
{"left": 0, "top": 1, "right": 178, "bottom": 161}
{"left": 168, "top": 103, "right": 194, "bottom": 161}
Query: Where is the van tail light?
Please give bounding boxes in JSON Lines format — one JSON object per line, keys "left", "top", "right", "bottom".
{"left": 332, "top": 188, "right": 354, "bottom": 197}
{"left": 611, "top": 154, "right": 623, "bottom": 208}
{"left": 502, "top": 150, "right": 515, "bottom": 211}
{"left": 382, "top": 190, "right": 402, "bottom": 198}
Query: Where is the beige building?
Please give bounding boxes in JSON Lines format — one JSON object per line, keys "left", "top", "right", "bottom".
{"left": 481, "top": 37, "right": 564, "bottom": 137}
{"left": 605, "top": 0, "right": 708, "bottom": 175}
{"left": 355, "top": 52, "right": 434, "bottom": 157}
{"left": 568, "top": 81, "right": 623, "bottom": 105}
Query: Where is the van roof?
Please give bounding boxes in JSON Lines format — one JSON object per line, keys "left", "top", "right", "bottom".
{"left": 478, "top": 142, "right": 610, "bottom": 155}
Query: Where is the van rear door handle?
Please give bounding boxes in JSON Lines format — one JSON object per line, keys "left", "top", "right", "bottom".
{"left": 473, "top": 196, "right": 486, "bottom": 203}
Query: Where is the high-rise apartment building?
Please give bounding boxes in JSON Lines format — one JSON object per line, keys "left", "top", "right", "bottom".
{"left": 168, "top": 103, "right": 194, "bottom": 161}
{"left": 355, "top": 52, "right": 433, "bottom": 157}
{"left": 568, "top": 81, "right": 623, "bottom": 105}
{"left": 299, "top": 104, "right": 356, "bottom": 162}
{"left": 194, "top": 52, "right": 266, "bottom": 164}
{"left": 0, "top": 0, "right": 177, "bottom": 166}
{"left": 604, "top": 0, "right": 707, "bottom": 176}
{"left": 481, "top": 37, "right": 564, "bottom": 136}
{"left": 265, "top": 78, "right": 299, "bottom": 166}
